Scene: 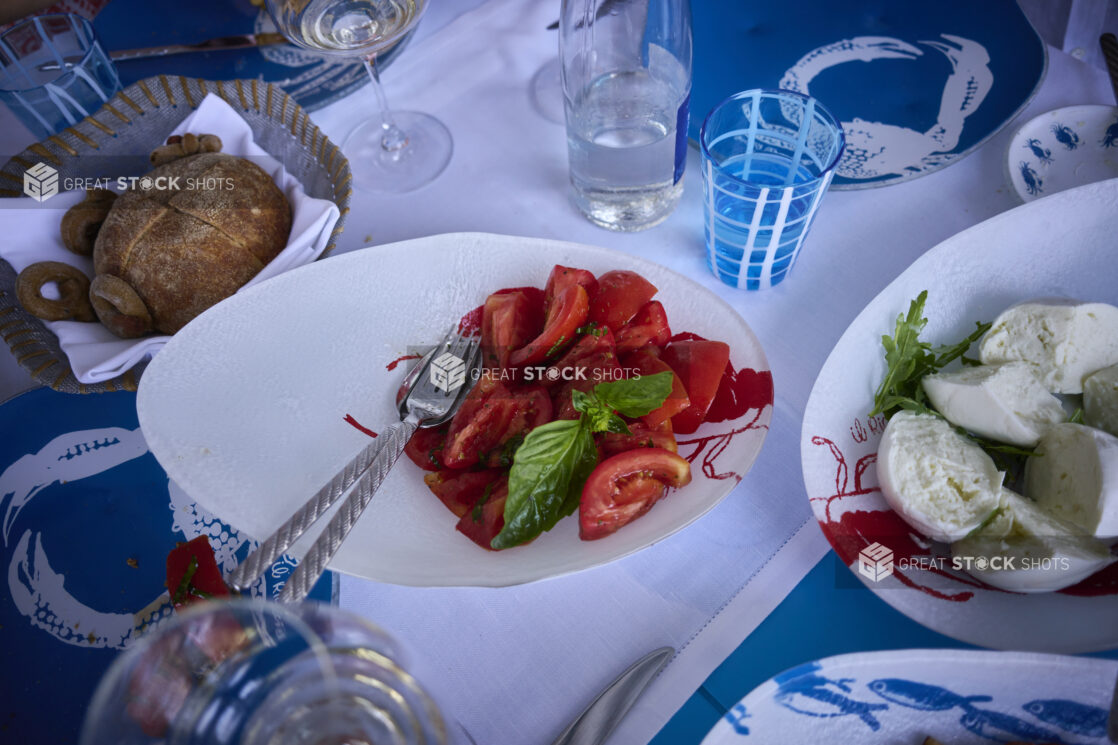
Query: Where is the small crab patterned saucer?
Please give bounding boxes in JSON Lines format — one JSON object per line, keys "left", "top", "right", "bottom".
{"left": 1007, "top": 104, "right": 1118, "bottom": 202}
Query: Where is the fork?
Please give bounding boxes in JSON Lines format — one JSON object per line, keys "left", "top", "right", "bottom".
{"left": 228, "top": 325, "right": 480, "bottom": 603}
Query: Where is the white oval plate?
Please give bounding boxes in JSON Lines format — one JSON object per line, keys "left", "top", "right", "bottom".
{"left": 1007, "top": 104, "right": 1118, "bottom": 202}
{"left": 702, "top": 649, "right": 1116, "bottom": 744}
{"left": 800, "top": 178, "right": 1118, "bottom": 652}
{"left": 137, "top": 233, "right": 773, "bottom": 587}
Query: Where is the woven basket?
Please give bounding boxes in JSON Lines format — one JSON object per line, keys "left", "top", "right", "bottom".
{"left": 0, "top": 75, "right": 352, "bottom": 394}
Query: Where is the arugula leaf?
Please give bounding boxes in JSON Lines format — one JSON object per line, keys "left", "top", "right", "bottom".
{"left": 593, "top": 372, "right": 674, "bottom": 418}
{"left": 870, "top": 292, "right": 990, "bottom": 419}
{"left": 870, "top": 291, "right": 1045, "bottom": 484}
{"left": 870, "top": 291, "right": 931, "bottom": 416}
{"left": 491, "top": 420, "right": 597, "bottom": 549}
{"left": 931, "top": 320, "right": 992, "bottom": 368}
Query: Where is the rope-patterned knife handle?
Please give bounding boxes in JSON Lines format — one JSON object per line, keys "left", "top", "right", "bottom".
{"left": 1103, "top": 33, "right": 1118, "bottom": 104}
{"left": 278, "top": 417, "right": 419, "bottom": 604}
{"left": 227, "top": 436, "right": 384, "bottom": 593}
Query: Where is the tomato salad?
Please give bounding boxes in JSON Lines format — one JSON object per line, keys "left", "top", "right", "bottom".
{"left": 404, "top": 265, "right": 735, "bottom": 550}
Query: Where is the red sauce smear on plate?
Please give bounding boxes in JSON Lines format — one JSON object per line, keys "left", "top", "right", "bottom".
{"left": 343, "top": 414, "right": 377, "bottom": 438}
{"left": 386, "top": 354, "right": 421, "bottom": 371}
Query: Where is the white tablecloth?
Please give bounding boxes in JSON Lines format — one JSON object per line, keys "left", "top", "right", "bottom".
{"left": 0, "top": 1, "right": 1113, "bottom": 744}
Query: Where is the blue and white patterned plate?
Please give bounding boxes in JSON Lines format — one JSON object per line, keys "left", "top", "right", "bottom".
{"left": 93, "top": 0, "right": 411, "bottom": 112}
{"left": 0, "top": 387, "right": 335, "bottom": 745}
{"left": 702, "top": 649, "right": 1116, "bottom": 744}
{"left": 1007, "top": 104, "right": 1118, "bottom": 202}
{"left": 689, "top": 0, "right": 1046, "bottom": 189}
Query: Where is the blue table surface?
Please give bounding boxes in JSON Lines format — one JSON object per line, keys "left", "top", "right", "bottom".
{"left": 652, "top": 550, "right": 1118, "bottom": 744}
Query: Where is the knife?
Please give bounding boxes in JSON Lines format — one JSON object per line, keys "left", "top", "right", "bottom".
{"left": 1108, "top": 667, "right": 1118, "bottom": 743}
{"left": 547, "top": 0, "right": 627, "bottom": 30}
{"left": 550, "top": 646, "right": 674, "bottom": 745}
{"left": 1101, "top": 33, "right": 1118, "bottom": 105}
{"left": 38, "top": 33, "right": 287, "bottom": 71}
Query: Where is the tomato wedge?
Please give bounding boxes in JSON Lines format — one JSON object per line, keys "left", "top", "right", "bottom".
{"left": 660, "top": 340, "right": 731, "bottom": 434}
{"left": 615, "top": 300, "right": 671, "bottom": 354}
{"left": 481, "top": 290, "right": 543, "bottom": 370}
{"left": 544, "top": 327, "right": 617, "bottom": 385}
{"left": 165, "top": 536, "right": 230, "bottom": 608}
{"left": 480, "top": 385, "right": 552, "bottom": 467}
{"left": 404, "top": 423, "right": 448, "bottom": 471}
{"left": 621, "top": 347, "right": 689, "bottom": 428}
{"left": 551, "top": 343, "right": 623, "bottom": 420}
{"left": 441, "top": 378, "right": 516, "bottom": 469}
{"left": 598, "top": 419, "right": 678, "bottom": 457}
{"left": 423, "top": 468, "right": 506, "bottom": 518}
{"left": 579, "top": 448, "right": 692, "bottom": 540}
{"left": 509, "top": 284, "right": 589, "bottom": 366}
{"left": 544, "top": 265, "right": 598, "bottom": 313}
{"left": 441, "top": 379, "right": 552, "bottom": 469}
{"left": 455, "top": 477, "right": 509, "bottom": 550}
{"left": 587, "top": 270, "right": 658, "bottom": 331}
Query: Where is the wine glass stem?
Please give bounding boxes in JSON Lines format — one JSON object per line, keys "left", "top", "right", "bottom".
{"left": 362, "top": 56, "right": 408, "bottom": 152}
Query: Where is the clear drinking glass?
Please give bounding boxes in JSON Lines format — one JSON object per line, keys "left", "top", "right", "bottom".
{"left": 560, "top": 0, "right": 692, "bottom": 231}
{"left": 700, "top": 89, "right": 844, "bottom": 290}
{"left": 0, "top": 14, "right": 122, "bottom": 141}
{"left": 264, "top": 0, "right": 452, "bottom": 193}
{"left": 81, "top": 599, "right": 454, "bottom": 745}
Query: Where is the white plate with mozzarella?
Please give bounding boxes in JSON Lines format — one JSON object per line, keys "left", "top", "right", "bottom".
{"left": 800, "top": 178, "right": 1118, "bottom": 652}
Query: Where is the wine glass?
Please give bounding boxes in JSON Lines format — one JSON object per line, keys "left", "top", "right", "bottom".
{"left": 265, "top": 0, "right": 453, "bottom": 192}
{"left": 80, "top": 599, "right": 457, "bottom": 745}
{"left": 529, "top": 57, "right": 564, "bottom": 124}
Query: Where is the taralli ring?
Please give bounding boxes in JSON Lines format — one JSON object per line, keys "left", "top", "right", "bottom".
{"left": 16, "top": 261, "right": 96, "bottom": 322}
{"left": 60, "top": 189, "right": 116, "bottom": 256}
{"left": 90, "top": 274, "right": 154, "bottom": 338}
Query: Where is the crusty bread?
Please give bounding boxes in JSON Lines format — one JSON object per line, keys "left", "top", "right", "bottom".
{"left": 93, "top": 152, "right": 292, "bottom": 334}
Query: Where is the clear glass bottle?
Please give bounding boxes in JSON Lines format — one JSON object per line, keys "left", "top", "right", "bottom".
{"left": 560, "top": 0, "right": 693, "bottom": 232}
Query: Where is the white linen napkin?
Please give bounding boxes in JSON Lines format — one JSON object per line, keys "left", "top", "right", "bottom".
{"left": 0, "top": 93, "right": 340, "bottom": 383}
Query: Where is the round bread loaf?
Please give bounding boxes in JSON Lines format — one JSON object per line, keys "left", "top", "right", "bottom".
{"left": 92, "top": 152, "right": 292, "bottom": 335}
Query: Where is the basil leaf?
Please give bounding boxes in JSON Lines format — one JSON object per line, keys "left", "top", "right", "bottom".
{"left": 492, "top": 420, "right": 597, "bottom": 549}
{"left": 582, "top": 407, "right": 616, "bottom": 433}
{"left": 570, "top": 388, "right": 599, "bottom": 415}
{"left": 604, "top": 414, "right": 631, "bottom": 434}
{"left": 558, "top": 427, "right": 599, "bottom": 520}
{"left": 594, "top": 371, "right": 674, "bottom": 417}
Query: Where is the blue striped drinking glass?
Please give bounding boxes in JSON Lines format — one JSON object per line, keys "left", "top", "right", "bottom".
{"left": 0, "top": 14, "right": 121, "bottom": 141}
{"left": 700, "top": 89, "right": 844, "bottom": 290}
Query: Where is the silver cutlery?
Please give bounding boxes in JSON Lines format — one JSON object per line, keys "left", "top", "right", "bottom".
{"left": 229, "top": 325, "right": 480, "bottom": 603}
{"left": 547, "top": 0, "right": 625, "bottom": 30}
{"left": 1101, "top": 33, "right": 1118, "bottom": 105}
{"left": 1108, "top": 666, "right": 1118, "bottom": 742}
{"left": 37, "top": 33, "right": 288, "bottom": 72}
{"left": 550, "top": 646, "right": 674, "bottom": 745}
